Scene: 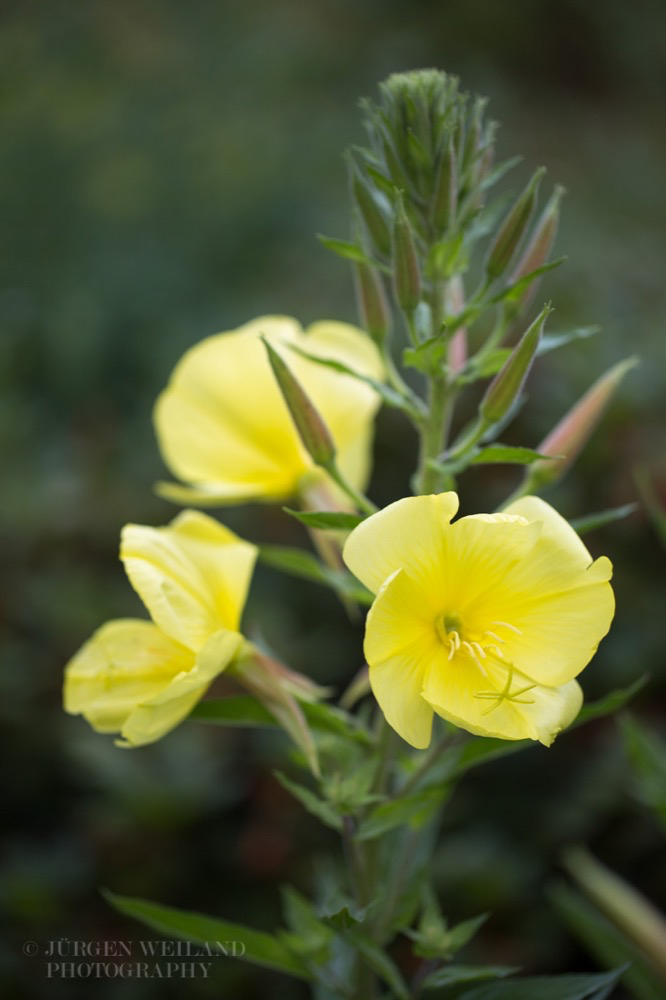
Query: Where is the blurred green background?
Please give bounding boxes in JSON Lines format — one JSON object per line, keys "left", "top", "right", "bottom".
{"left": 2, "top": 1, "right": 665, "bottom": 997}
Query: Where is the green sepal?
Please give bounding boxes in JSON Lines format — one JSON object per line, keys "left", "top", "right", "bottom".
{"left": 316, "top": 234, "right": 390, "bottom": 273}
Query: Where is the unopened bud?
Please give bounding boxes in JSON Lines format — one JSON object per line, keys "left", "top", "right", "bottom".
{"left": 392, "top": 190, "right": 421, "bottom": 313}
{"left": 432, "top": 134, "right": 457, "bottom": 234}
{"left": 486, "top": 167, "right": 546, "bottom": 279}
{"left": 354, "top": 259, "right": 391, "bottom": 346}
{"left": 262, "top": 337, "right": 336, "bottom": 468}
{"left": 526, "top": 356, "right": 638, "bottom": 489}
{"left": 353, "top": 175, "right": 392, "bottom": 258}
{"left": 511, "top": 185, "right": 564, "bottom": 311}
{"left": 480, "top": 304, "right": 551, "bottom": 424}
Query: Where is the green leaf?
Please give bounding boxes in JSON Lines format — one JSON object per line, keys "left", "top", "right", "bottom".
{"left": 287, "top": 343, "right": 422, "bottom": 417}
{"left": 274, "top": 772, "right": 343, "bottom": 831}
{"left": 258, "top": 545, "right": 373, "bottom": 606}
{"left": 316, "top": 235, "right": 380, "bottom": 267}
{"left": 471, "top": 445, "right": 550, "bottom": 466}
{"left": 549, "top": 882, "right": 666, "bottom": 1000}
{"left": 191, "top": 695, "right": 277, "bottom": 727}
{"left": 489, "top": 257, "right": 567, "bottom": 305}
{"left": 461, "top": 347, "right": 512, "bottom": 381}
{"left": 283, "top": 508, "right": 365, "bottom": 532}
{"left": 569, "top": 504, "right": 638, "bottom": 535}
{"left": 447, "top": 913, "right": 490, "bottom": 953}
{"left": 480, "top": 154, "right": 522, "bottom": 191}
{"left": 621, "top": 713, "right": 666, "bottom": 830}
{"left": 635, "top": 467, "right": 666, "bottom": 549}
{"left": 102, "top": 889, "right": 308, "bottom": 979}
{"left": 356, "top": 786, "right": 449, "bottom": 841}
{"left": 537, "top": 325, "right": 600, "bottom": 355}
{"left": 280, "top": 886, "right": 334, "bottom": 959}
{"left": 573, "top": 677, "right": 648, "bottom": 727}
{"left": 458, "top": 966, "right": 625, "bottom": 1000}
{"left": 191, "top": 696, "right": 368, "bottom": 745}
{"left": 424, "top": 964, "right": 519, "bottom": 991}
{"left": 403, "top": 334, "right": 449, "bottom": 376}
{"left": 343, "top": 926, "right": 409, "bottom": 1000}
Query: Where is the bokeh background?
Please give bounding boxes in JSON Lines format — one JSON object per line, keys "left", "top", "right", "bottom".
{"left": 2, "top": 1, "right": 665, "bottom": 997}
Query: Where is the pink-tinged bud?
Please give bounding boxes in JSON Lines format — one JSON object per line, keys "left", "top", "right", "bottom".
{"left": 392, "top": 189, "right": 421, "bottom": 313}
{"left": 480, "top": 304, "right": 551, "bottom": 424}
{"left": 486, "top": 167, "right": 546, "bottom": 279}
{"left": 234, "top": 650, "right": 326, "bottom": 777}
{"left": 511, "top": 185, "right": 564, "bottom": 312}
{"left": 354, "top": 259, "right": 391, "bottom": 346}
{"left": 528, "top": 356, "right": 638, "bottom": 489}
{"left": 445, "top": 275, "right": 467, "bottom": 374}
{"left": 262, "top": 337, "right": 336, "bottom": 468}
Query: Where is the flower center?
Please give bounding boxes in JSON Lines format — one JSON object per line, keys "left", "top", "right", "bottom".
{"left": 435, "top": 614, "right": 523, "bottom": 673}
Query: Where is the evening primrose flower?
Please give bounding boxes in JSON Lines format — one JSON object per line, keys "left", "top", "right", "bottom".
{"left": 64, "top": 511, "right": 257, "bottom": 746}
{"left": 343, "top": 493, "right": 614, "bottom": 748}
{"left": 154, "top": 316, "right": 384, "bottom": 506}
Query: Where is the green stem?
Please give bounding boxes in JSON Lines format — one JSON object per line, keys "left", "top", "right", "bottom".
{"left": 324, "top": 461, "right": 378, "bottom": 515}
{"left": 417, "top": 375, "right": 451, "bottom": 494}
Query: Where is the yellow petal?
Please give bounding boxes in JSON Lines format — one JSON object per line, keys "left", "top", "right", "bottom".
{"left": 482, "top": 497, "right": 615, "bottom": 685}
{"left": 422, "top": 653, "right": 583, "bottom": 746}
{"left": 121, "top": 510, "right": 257, "bottom": 651}
{"left": 119, "top": 629, "right": 243, "bottom": 746}
{"left": 364, "top": 569, "right": 439, "bottom": 748}
{"left": 64, "top": 619, "right": 194, "bottom": 734}
{"left": 153, "top": 316, "right": 384, "bottom": 504}
{"left": 343, "top": 493, "right": 460, "bottom": 594}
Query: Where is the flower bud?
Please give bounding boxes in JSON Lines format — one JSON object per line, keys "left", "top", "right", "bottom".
{"left": 486, "top": 166, "right": 546, "bottom": 279}
{"left": 511, "top": 184, "right": 564, "bottom": 312}
{"left": 526, "top": 356, "right": 638, "bottom": 490}
{"left": 262, "top": 337, "right": 336, "bottom": 468}
{"left": 480, "top": 304, "right": 551, "bottom": 424}
{"left": 353, "top": 175, "right": 392, "bottom": 258}
{"left": 432, "top": 134, "right": 457, "bottom": 234}
{"left": 354, "top": 259, "right": 391, "bottom": 346}
{"left": 392, "top": 189, "right": 421, "bottom": 313}
{"left": 445, "top": 275, "right": 467, "bottom": 374}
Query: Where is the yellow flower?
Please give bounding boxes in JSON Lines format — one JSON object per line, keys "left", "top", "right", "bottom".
{"left": 64, "top": 511, "right": 257, "bottom": 746}
{"left": 343, "top": 493, "right": 615, "bottom": 748}
{"left": 153, "top": 315, "right": 384, "bottom": 506}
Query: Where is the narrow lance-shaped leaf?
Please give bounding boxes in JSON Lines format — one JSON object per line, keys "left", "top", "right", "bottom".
{"left": 102, "top": 890, "right": 308, "bottom": 979}
{"left": 509, "top": 184, "right": 564, "bottom": 313}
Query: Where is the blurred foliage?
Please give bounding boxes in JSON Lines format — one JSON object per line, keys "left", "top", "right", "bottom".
{"left": 1, "top": 1, "right": 665, "bottom": 998}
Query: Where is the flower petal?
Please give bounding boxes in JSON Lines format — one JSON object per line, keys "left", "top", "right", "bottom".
{"left": 64, "top": 619, "right": 194, "bottom": 734}
{"left": 481, "top": 497, "right": 614, "bottom": 685}
{"left": 343, "top": 493, "right": 460, "bottom": 594}
{"left": 422, "top": 653, "right": 583, "bottom": 745}
{"left": 364, "top": 569, "right": 440, "bottom": 748}
{"left": 119, "top": 629, "right": 243, "bottom": 746}
{"left": 121, "top": 510, "right": 257, "bottom": 651}
{"left": 154, "top": 316, "right": 384, "bottom": 504}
